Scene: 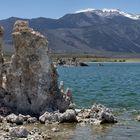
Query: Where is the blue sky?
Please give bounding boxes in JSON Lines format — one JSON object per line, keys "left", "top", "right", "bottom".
{"left": 0, "top": 0, "right": 140, "bottom": 19}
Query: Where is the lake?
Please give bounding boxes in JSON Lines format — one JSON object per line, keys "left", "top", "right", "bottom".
{"left": 57, "top": 63, "right": 140, "bottom": 140}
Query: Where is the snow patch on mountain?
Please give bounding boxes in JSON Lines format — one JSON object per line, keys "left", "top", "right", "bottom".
{"left": 75, "top": 8, "right": 140, "bottom": 20}
{"left": 75, "top": 8, "right": 95, "bottom": 13}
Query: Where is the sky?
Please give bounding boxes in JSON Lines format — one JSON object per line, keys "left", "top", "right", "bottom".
{"left": 0, "top": 0, "right": 140, "bottom": 19}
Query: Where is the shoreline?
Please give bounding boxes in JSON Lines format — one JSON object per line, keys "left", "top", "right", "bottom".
{"left": 0, "top": 104, "right": 118, "bottom": 139}
{"left": 86, "top": 61, "right": 140, "bottom": 64}
{"left": 0, "top": 108, "right": 140, "bottom": 140}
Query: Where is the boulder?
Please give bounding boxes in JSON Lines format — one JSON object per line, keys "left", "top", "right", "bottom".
{"left": 59, "top": 109, "right": 77, "bottom": 123}
{"left": 5, "top": 20, "right": 69, "bottom": 115}
{"left": 27, "top": 117, "right": 37, "bottom": 123}
{"left": 39, "top": 109, "right": 77, "bottom": 123}
{"left": 39, "top": 111, "right": 59, "bottom": 123}
{"left": 18, "top": 114, "right": 31, "bottom": 121}
{"left": 6, "top": 113, "right": 18, "bottom": 123}
{"left": 15, "top": 116, "right": 24, "bottom": 125}
{"left": 6, "top": 113, "right": 25, "bottom": 125}
{"left": 9, "top": 127, "right": 29, "bottom": 138}
{"left": 39, "top": 113, "right": 47, "bottom": 123}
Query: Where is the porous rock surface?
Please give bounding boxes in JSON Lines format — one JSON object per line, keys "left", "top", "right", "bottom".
{"left": 39, "top": 109, "right": 77, "bottom": 123}
{"left": 0, "top": 25, "right": 7, "bottom": 109}
{"left": 77, "top": 104, "right": 117, "bottom": 124}
{"left": 9, "top": 127, "right": 29, "bottom": 138}
{"left": 4, "top": 20, "right": 68, "bottom": 115}
{"left": 0, "top": 26, "right": 4, "bottom": 87}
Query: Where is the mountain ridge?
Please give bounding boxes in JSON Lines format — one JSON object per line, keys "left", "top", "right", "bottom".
{"left": 75, "top": 8, "right": 140, "bottom": 20}
{"left": 0, "top": 8, "right": 140, "bottom": 56}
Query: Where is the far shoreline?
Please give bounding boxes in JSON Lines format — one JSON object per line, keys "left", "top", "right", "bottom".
{"left": 87, "top": 61, "right": 140, "bottom": 63}
{"left": 3, "top": 52, "right": 140, "bottom": 63}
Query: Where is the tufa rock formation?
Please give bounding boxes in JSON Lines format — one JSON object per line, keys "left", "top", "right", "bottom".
{"left": 0, "top": 26, "right": 4, "bottom": 87}
{"left": 0, "top": 25, "right": 7, "bottom": 108}
{"left": 4, "top": 20, "right": 69, "bottom": 115}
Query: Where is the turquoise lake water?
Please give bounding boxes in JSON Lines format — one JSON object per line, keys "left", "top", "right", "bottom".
{"left": 57, "top": 63, "right": 140, "bottom": 140}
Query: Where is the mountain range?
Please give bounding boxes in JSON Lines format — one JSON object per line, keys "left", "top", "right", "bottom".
{"left": 0, "top": 8, "right": 140, "bottom": 56}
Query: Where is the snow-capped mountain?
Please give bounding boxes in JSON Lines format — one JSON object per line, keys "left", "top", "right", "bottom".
{"left": 1, "top": 9, "right": 140, "bottom": 55}
{"left": 75, "top": 8, "right": 140, "bottom": 20}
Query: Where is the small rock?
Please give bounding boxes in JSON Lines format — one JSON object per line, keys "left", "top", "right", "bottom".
{"left": 15, "top": 116, "right": 24, "bottom": 125}
{"left": 42, "top": 134, "right": 51, "bottom": 139}
{"left": 0, "top": 134, "right": 11, "bottom": 140}
{"left": 77, "top": 109, "right": 90, "bottom": 119}
{"left": 41, "top": 133, "right": 51, "bottom": 140}
{"left": 9, "top": 123, "right": 17, "bottom": 127}
{"left": 76, "top": 116, "right": 83, "bottom": 123}
{"left": 2, "top": 124, "right": 10, "bottom": 132}
{"left": 28, "top": 134, "right": 43, "bottom": 140}
{"left": 39, "top": 113, "right": 47, "bottom": 123}
{"left": 137, "top": 115, "right": 140, "bottom": 121}
{"left": 9, "top": 126, "right": 29, "bottom": 138}
{"left": 30, "top": 127, "right": 41, "bottom": 135}
{"left": 19, "top": 114, "right": 31, "bottom": 121}
{"left": 51, "top": 127, "right": 60, "bottom": 132}
{"left": 27, "top": 117, "right": 37, "bottom": 123}
{"left": 0, "top": 115, "right": 4, "bottom": 122}
{"left": 93, "top": 119, "right": 102, "bottom": 125}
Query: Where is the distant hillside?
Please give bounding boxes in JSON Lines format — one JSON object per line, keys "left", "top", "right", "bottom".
{"left": 0, "top": 9, "right": 140, "bottom": 57}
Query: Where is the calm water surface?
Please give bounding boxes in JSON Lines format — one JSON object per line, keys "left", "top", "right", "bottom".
{"left": 56, "top": 63, "right": 140, "bottom": 140}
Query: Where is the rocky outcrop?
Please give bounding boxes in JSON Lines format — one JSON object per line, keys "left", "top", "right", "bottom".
{"left": 90, "top": 104, "right": 117, "bottom": 124}
{"left": 76, "top": 104, "right": 117, "bottom": 124}
{"left": 5, "top": 20, "right": 68, "bottom": 115}
{"left": 39, "top": 109, "right": 77, "bottom": 123}
{"left": 0, "top": 125, "right": 49, "bottom": 140}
